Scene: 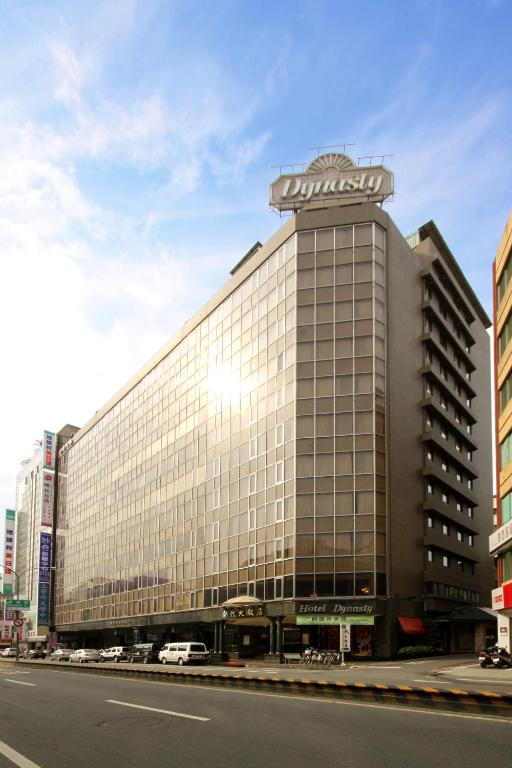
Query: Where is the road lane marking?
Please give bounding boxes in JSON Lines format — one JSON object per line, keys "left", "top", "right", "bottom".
{"left": 105, "top": 699, "right": 210, "bottom": 721}
{"left": 0, "top": 739, "right": 42, "bottom": 768}
{"left": 4, "top": 679, "right": 36, "bottom": 687}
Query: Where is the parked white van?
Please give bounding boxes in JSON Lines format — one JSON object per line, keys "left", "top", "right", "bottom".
{"left": 158, "top": 642, "right": 209, "bottom": 666}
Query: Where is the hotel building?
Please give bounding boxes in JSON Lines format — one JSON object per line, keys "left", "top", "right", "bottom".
{"left": 53, "top": 154, "right": 494, "bottom": 657}
{"left": 491, "top": 212, "right": 512, "bottom": 648}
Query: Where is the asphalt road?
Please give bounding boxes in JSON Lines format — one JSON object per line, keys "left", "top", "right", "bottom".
{"left": 3, "top": 655, "right": 512, "bottom": 694}
{"left": 0, "top": 662, "right": 510, "bottom": 768}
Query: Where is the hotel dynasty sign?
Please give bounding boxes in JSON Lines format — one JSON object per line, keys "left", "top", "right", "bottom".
{"left": 269, "top": 152, "right": 393, "bottom": 213}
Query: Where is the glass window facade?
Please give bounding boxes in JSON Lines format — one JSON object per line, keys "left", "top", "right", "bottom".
{"left": 54, "top": 221, "right": 387, "bottom": 628}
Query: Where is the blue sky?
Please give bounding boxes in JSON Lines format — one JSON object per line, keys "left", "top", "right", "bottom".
{"left": 1, "top": 0, "right": 511, "bottom": 549}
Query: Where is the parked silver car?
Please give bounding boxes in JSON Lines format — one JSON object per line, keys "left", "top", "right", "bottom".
{"left": 69, "top": 649, "right": 101, "bottom": 663}
{"left": 49, "top": 648, "right": 73, "bottom": 661}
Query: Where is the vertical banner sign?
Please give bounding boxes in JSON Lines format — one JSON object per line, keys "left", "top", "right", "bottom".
{"left": 41, "top": 472, "right": 54, "bottom": 527}
{"left": 42, "top": 431, "right": 56, "bottom": 470}
{"left": 3, "top": 509, "right": 16, "bottom": 595}
{"left": 39, "top": 533, "right": 52, "bottom": 583}
{"left": 38, "top": 532, "right": 52, "bottom": 625}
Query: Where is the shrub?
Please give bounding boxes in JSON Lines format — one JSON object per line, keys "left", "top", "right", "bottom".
{"left": 397, "top": 645, "right": 438, "bottom": 657}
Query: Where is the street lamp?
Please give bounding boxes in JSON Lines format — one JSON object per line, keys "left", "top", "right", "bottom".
{"left": 1, "top": 564, "right": 56, "bottom": 662}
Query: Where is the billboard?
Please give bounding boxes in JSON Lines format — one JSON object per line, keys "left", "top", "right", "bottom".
{"left": 41, "top": 471, "right": 54, "bottom": 527}
{"left": 39, "top": 533, "right": 52, "bottom": 583}
{"left": 42, "top": 431, "right": 56, "bottom": 470}
{"left": 37, "top": 582, "right": 50, "bottom": 625}
{"left": 3, "top": 509, "right": 16, "bottom": 595}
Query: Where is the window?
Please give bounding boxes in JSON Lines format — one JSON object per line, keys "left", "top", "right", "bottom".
{"left": 426, "top": 412, "right": 433, "bottom": 427}
{"left": 213, "top": 489, "right": 220, "bottom": 508}
{"left": 249, "top": 473, "right": 256, "bottom": 493}
{"left": 247, "top": 580, "right": 256, "bottom": 597}
{"left": 442, "top": 555, "right": 449, "bottom": 568}
{"left": 250, "top": 405, "right": 258, "bottom": 424}
{"left": 456, "top": 501, "right": 463, "bottom": 513}
{"left": 427, "top": 483, "right": 434, "bottom": 496}
{"left": 468, "top": 534, "right": 474, "bottom": 547}
{"left": 249, "top": 545, "right": 256, "bottom": 566}
{"left": 456, "top": 530, "right": 463, "bottom": 542}
{"left": 275, "top": 538, "right": 283, "bottom": 560}
{"left": 441, "top": 428, "right": 447, "bottom": 440}
{"left": 440, "top": 396, "right": 447, "bottom": 411}
{"left": 213, "top": 522, "right": 220, "bottom": 541}
{"left": 212, "top": 587, "right": 219, "bottom": 605}
{"left": 468, "top": 506, "right": 474, "bottom": 519}
{"left": 275, "top": 499, "right": 283, "bottom": 522}
{"left": 441, "top": 460, "right": 448, "bottom": 472}
{"left": 442, "top": 523, "right": 449, "bottom": 535}
{"left": 250, "top": 438, "right": 257, "bottom": 458}
{"left": 276, "top": 424, "right": 284, "bottom": 446}
{"left": 248, "top": 508, "right": 256, "bottom": 530}
{"left": 277, "top": 352, "right": 285, "bottom": 372}
{"left": 212, "top": 554, "right": 219, "bottom": 573}
{"left": 427, "top": 516, "right": 434, "bottom": 528}
{"left": 426, "top": 380, "right": 432, "bottom": 395}
{"left": 276, "top": 387, "right": 285, "bottom": 408}
{"left": 426, "top": 449, "right": 433, "bottom": 461}
{"left": 276, "top": 461, "right": 284, "bottom": 484}
{"left": 440, "top": 365, "right": 447, "bottom": 381}
{"left": 214, "top": 457, "right": 221, "bottom": 475}
{"left": 455, "top": 441, "right": 461, "bottom": 452}
{"left": 427, "top": 549, "right": 433, "bottom": 563}
{"left": 456, "top": 471, "right": 462, "bottom": 482}
{"left": 467, "top": 479, "right": 473, "bottom": 490}
{"left": 442, "top": 492, "right": 449, "bottom": 504}
{"left": 274, "top": 576, "right": 283, "bottom": 599}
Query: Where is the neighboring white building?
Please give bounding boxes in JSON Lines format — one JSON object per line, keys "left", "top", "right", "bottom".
{"left": 14, "top": 431, "right": 57, "bottom": 647}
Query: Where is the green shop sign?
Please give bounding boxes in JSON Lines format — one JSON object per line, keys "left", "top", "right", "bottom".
{"left": 296, "top": 614, "right": 374, "bottom": 626}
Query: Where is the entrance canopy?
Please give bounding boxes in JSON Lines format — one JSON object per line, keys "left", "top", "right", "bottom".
{"left": 398, "top": 617, "right": 425, "bottom": 634}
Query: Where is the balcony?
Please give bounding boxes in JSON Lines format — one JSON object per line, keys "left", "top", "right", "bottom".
{"left": 421, "top": 364, "right": 476, "bottom": 424}
{"left": 422, "top": 465, "right": 478, "bottom": 506}
{"left": 423, "top": 304, "right": 475, "bottom": 370}
{"left": 421, "top": 333, "right": 476, "bottom": 398}
{"left": 421, "top": 268, "right": 475, "bottom": 329}
{"left": 424, "top": 529, "right": 480, "bottom": 563}
{"left": 422, "top": 499, "right": 478, "bottom": 533}
{"left": 421, "top": 396, "right": 478, "bottom": 448}
{"left": 422, "top": 428, "right": 478, "bottom": 479}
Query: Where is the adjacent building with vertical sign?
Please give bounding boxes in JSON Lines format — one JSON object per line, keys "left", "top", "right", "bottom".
{"left": 491, "top": 211, "right": 512, "bottom": 650}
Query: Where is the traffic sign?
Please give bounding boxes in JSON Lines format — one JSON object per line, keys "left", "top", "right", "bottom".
{"left": 6, "top": 599, "right": 30, "bottom": 609}
{"left": 13, "top": 619, "right": 23, "bottom": 627}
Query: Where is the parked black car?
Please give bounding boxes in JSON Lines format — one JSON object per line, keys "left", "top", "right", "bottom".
{"left": 127, "top": 643, "right": 161, "bottom": 664}
{"left": 22, "top": 649, "right": 47, "bottom": 660}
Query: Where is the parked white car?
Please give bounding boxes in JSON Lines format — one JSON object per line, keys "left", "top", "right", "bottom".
{"left": 69, "top": 648, "right": 101, "bottom": 663}
{"left": 1, "top": 647, "right": 17, "bottom": 657}
{"left": 100, "top": 646, "right": 129, "bottom": 663}
{"left": 158, "top": 642, "right": 209, "bottom": 666}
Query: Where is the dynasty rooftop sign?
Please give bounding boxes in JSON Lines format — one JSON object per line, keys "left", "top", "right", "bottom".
{"left": 269, "top": 152, "right": 393, "bottom": 213}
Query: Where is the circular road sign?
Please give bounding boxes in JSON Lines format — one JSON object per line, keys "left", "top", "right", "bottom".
{"left": 13, "top": 619, "right": 23, "bottom": 627}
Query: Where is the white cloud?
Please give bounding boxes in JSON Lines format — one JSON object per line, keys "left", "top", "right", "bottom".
{"left": 0, "top": 17, "right": 277, "bottom": 524}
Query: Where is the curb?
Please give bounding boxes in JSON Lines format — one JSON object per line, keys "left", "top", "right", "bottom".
{"left": 7, "top": 660, "right": 512, "bottom": 717}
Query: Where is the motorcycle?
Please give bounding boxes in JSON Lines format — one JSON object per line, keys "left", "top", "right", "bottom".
{"left": 478, "top": 646, "right": 498, "bottom": 667}
{"left": 491, "top": 647, "right": 511, "bottom": 668}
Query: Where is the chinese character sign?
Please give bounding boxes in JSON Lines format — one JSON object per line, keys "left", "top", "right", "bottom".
{"left": 39, "top": 533, "right": 52, "bottom": 582}
{"left": 43, "top": 431, "right": 56, "bottom": 470}
{"left": 41, "top": 472, "right": 54, "bottom": 527}
{"left": 37, "top": 582, "right": 50, "bottom": 625}
{"left": 3, "top": 509, "right": 16, "bottom": 594}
